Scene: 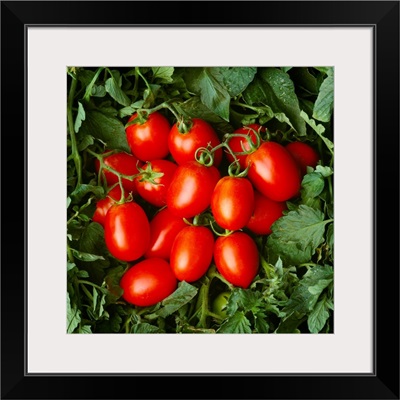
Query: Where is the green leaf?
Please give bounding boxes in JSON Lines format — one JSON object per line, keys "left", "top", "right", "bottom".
{"left": 70, "top": 248, "right": 105, "bottom": 262}
{"left": 313, "top": 73, "right": 334, "bottom": 122}
{"left": 79, "top": 223, "right": 108, "bottom": 263}
{"left": 254, "top": 312, "right": 270, "bottom": 333}
{"left": 243, "top": 67, "right": 306, "bottom": 135}
{"left": 301, "top": 172, "right": 325, "bottom": 200}
{"left": 268, "top": 205, "right": 329, "bottom": 265}
{"left": 91, "top": 84, "right": 106, "bottom": 97}
{"left": 69, "top": 183, "right": 104, "bottom": 204}
{"left": 300, "top": 111, "right": 334, "bottom": 155}
{"left": 82, "top": 67, "right": 104, "bottom": 102}
{"left": 315, "top": 165, "right": 333, "bottom": 178}
{"left": 314, "top": 66, "right": 333, "bottom": 76}
{"left": 78, "top": 325, "right": 92, "bottom": 334}
{"left": 105, "top": 70, "right": 131, "bottom": 106}
{"left": 217, "top": 312, "right": 252, "bottom": 333}
{"left": 104, "top": 266, "right": 126, "bottom": 301}
{"left": 308, "top": 295, "right": 332, "bottom": 333}
{"left": 132, "top": 323, "right": 163, "bottom": 334}
{"left": 74, "top": 101, "right": 86, "bottom": 133}
{"left": 154, "top": 281, "right": 198, "bottom": 318}
{"left": 177, "top": 96, "right": 233, "bottom": 134}
{"left": 79, "top": 110, "right": 131, "bottom": 152}
{"left": 282, "top": 265, "right": 333, "bottom": 318}
{"left": 289, "top": 67, "right": 320, "bottom": 95}
{"left": 218, "top": 67, "right": 257, "bottom": 97}
{"left": 152, "top": 67, "right": 174, "bottom": 83}
{"left": 67, "top": 292, "right": 81, "bottom": 333}
{"left": 77, "top": 134, "right": 94, "bottom": 152}
{"left": 184, "top": 67, "right": 231, "bottom": 121}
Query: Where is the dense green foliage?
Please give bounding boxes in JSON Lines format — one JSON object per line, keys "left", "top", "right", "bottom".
{"left": 67, "top": 66, "right": 334, "bottom": 334}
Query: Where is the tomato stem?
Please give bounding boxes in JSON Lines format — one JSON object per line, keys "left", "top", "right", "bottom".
{"left": 194, "top": 146, "right": 214, "bottom": 167}
{"left": 86, "top": 148, "right": 142, "bottom": 197}
{"left": 67, "top": 75, "right": 83, "bottom": 187}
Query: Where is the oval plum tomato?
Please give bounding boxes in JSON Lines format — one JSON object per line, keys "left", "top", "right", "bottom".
{"left": 286, "top": 141, "right": 320, "bottom": 176}
{"left": 212, "top": 291, "right": 231, "bottom": 319}
{"left": 119, "top": 258, "right": 177, "bottom": 307}
{"left": 211, "top": 176, "right": 255, "bottom": 231}
{"left": 145, "top": 207, "right": 189, "bottom": 261}
{"left": 135, "top": 159, "right": 178, "bottom": 207}
{"left": 246, "top": 141, "right": 301, "bottom": 202}
{"left": 166, "top": 160, "right": 221, "bottom": 219}
{"left": 104, "top": 201, "right": 150, "bottom": 262}
{"left": 168, "top": 118, "right": 223, "bottom": 166}
{"left": 225, "top": 124, "right": 265, "bottom": 170}
{"left": 245, "top": 190, "right": 287, "bottom": 235}
{"left": 92, "top": 185, "right": 122, "bottom": 226}
{"left": 214, "top": 231, "right": 259, "bottom": 289}
{"left": 95, "top": 151, "right": 141, "bottom": 195}
{"left": 125, "top": 111, "right": 171, "bottom": 161}
{"left": 170, "top": 225, "right": 214, "bottom": 282}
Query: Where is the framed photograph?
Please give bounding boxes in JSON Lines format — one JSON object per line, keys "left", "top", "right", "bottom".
{"left": 2, "top": 1, "right": 399, "bottom": 399}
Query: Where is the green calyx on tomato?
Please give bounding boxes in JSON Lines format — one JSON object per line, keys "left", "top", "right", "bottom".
{"left": 168, "top": 118, "right": 223, "bottom": 167}
{"left": 135, "top": 159, "right": 178, "bottom": 208}
{"left": 125, "top": 111, "right": 171, "bottom": 161}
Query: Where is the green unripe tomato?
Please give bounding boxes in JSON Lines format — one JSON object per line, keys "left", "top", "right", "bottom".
{"left": 212, "top": 291, "right": 231, "bottom": 318}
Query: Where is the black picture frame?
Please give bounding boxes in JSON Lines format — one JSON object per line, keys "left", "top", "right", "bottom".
{"left": 1, "top": 1, "right": 399, "bottom": 399}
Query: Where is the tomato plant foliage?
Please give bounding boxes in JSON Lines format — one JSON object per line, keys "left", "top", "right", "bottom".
{"left": 67, "top": 66, "right": 334, "bottom": 334}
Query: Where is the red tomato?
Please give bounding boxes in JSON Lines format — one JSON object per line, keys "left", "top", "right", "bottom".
{"left": 246, "top": 141, "right": 301, "bottom": 202}
{"left": 145, "top": 207, "right": 189, "bottom": 261}
{"left": 225, "top": 124, "right": 265, "bottom": 170}
{"left": 213, "top": 232, "right": 259, "bottom": 289}
{"left": 170, "top": 225, "right": 214, "bottom": 282}
{"left": 104, "top": 202, "right": 150, "bottom": 262}
{"left": 120, "top": 258, "right": 177, "bottom": 307}
{"left": 168, "top": 118, "right": 223, "bottom": 166}
{"left": 135, "top": 159, "right": 178, "bottom": 207}
{"left": 166, "top": 160, "right": 220, "bottom": 219}
{"left": 245, "top": 190, "right": 287, "bottom": 235}
{"left": 95, "top": 152, "right": 141, "bottom": 194}
{"left": 211, "top": 176, "right": 255, "bottom": 231}
{"left": 125, "top": 111, "right": 171, "bottom": 161}
{"left": 286, "top": 141, "right": 320, "bottom": 176}
{"left": 92, "top": 185, "right": 122, "bottom": 226}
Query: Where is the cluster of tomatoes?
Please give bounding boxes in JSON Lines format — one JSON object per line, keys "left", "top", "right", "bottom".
{"left": 92, "top": 110, "right": 320, "bottom": 308}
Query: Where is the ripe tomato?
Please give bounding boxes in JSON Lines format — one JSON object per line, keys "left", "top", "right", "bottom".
{"left": 211, "top": 176, "right": 255, "bottom": 231}
{"left": 104, "top": 201, "right": 150, "bottom": 262}
{"left": 246, "top": 141, "right": 301, "bottom": 202}
{"left": 212, "top": 291, "right": 231, "bottom": 318}
{"left": 245, "top": 190, "right": 287, "bottom": 235}
{"left": 286, "top": 141, "right": 320, "bottom": 176}
{"left": 95, "top": 151, "right": 141, "bottom": 194}
{"left": 214, "top": 232, "right": 259, "bottom": 289}
{"left": 92, "top": 185, "right": 122, "bottom": 226}
{"left": 125, "top": 111, "right": 171, "bottom": 161}
{"left": 145, "top": 207, "right": 189, "bottom": 261}
{"left": 168, "top": 118, "right": 223, "bottom": 166}
{"left": 120, "top": 258, "right": 177, "bottom": 307}
{"left": 225, "top": 124, "right": 265, "bottom": 170}
{"left": 135, "top": 159, "right": 178, "bottom": 207}
{"left": 170, "top": 225, "right": 214, "bottom": 282}
{"left": 166, "top": 160, "right": 220, "bottom": 219}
